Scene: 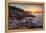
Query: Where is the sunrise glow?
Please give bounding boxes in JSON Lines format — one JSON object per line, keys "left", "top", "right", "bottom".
{"left": 22, "top": 7, "right": 42, "bottom": 13}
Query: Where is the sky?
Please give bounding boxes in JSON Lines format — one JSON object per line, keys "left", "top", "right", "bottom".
{"left": 10, "top": 4, "right": 43, "bottom": 13}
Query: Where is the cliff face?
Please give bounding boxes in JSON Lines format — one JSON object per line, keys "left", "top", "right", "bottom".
{"left": 9, "top": 6, "right": 24, "bottom": 19}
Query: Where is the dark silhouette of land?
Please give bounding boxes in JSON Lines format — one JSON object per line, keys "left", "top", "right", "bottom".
{"left": 9, "top": 6, "right": 35, "bottom": 20}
